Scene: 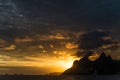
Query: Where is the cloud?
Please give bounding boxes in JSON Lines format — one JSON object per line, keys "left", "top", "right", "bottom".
{"left": 0, "top": 66, "right": 52, "bottom": 75}
{"left": 49, "top": 44, "right": 54, "bottom": 48}
{"left": 14, "top": 36, "right": 33, "bottom": 43}
{"left": 0, "top": 27, "right": 30, "bottom": 43}
{"left": 66, "top": 42, "right": 77, "bottom": 49}
{"left": 49, "top": 33, "right": 69, "bottom": 40}
{"left": 0, "top": 0, "right": 120, "bottom": 43}
{"left": 0, "top": 54, "right": 12, "bottom": 61}
{"left": 4, "top": 44, "right": 16, "bottom": 51}
{"left": 0, "top": 39, "right": 6, "bottom": 43}
{"left": 76, "top": 30, "right": 119, "bottom": 50}
{"left": 38, "top": 45, "right": 44, "bottom": 49}
{"left": 13, "top": 0, "right": 120, "bottom": 28}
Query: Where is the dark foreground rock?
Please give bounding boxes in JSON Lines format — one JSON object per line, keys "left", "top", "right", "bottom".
{"left": 62, "top": 52, "right": 120, "bottom": 75}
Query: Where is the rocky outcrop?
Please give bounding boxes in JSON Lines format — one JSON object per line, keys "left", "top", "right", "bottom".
{"left": 94, "top": 53, "right": 119, "bottom": 74}
{"left": 62, "top": 52, "right": 120, "bottom": 75}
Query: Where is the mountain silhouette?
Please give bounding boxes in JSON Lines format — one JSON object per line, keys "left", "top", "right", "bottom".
{"left": 62, "top": 52, "right": 120, "bottom": 75}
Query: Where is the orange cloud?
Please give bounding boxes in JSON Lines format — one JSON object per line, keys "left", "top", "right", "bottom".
{"left": 4, "top": 45, "right": 16, "bottom": 51}
{"left": 49, "top": 33, "right": 69, "bottom": 40}
{"left": 15, "top": 36, "right": 33, "bottom": 43}
{"left": 38, "top": 45, "right": 44, "bottom": 49}
{"left": 66, "top": 42, "right": 78, "bottom": 49}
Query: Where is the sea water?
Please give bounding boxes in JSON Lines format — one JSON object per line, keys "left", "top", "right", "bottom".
{"left": 0, "top": 75, "right": 120, "bottom": 80}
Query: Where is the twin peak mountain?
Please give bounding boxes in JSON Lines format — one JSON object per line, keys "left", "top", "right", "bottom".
{"left": 62, "top": 52, "right": 120, "bottom": 75}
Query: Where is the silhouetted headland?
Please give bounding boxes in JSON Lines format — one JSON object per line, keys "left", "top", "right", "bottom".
{"left": 62, "top": 52, "right": 120, "bottom": 75}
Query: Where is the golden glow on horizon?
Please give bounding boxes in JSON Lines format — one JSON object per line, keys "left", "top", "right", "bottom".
{"left": 0, "top": 51, "right": 79, "bottom": 74}
{"left": 58, "top": 60, "right": 73, "bottom": 69}
{"left": 0, "top": 51, "right": 101, "bottom": 74}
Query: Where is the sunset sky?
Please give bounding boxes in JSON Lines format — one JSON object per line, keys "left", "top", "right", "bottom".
{"left": 0, "top": 0, "right": 120, "bottom": 75}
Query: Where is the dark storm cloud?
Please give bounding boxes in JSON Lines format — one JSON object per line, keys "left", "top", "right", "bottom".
{"left": 12, "top": 0, "right": 120, "bottom": 29}
{"left": 0, "top": 27, "right": 19, "bottom": 42}
{"left": 0, "top": 0, "right": 119, "bottom": 53}
{"left": 0, "top": 0, "right": 120, "bottom": 42}
{"left": 0, "top": 27, "right": 30, "bottom": 42}
{"left": 76, "top": 30, "right": 119, "bottom": 50}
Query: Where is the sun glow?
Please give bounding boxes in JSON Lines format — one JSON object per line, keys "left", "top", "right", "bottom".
{"left": 0, "top": 51, "right": 79, "bottom": 74}
{"left": 56, "top": 57, "right": 79, "bottom": 70}
{"left": 58, "top": 60, "right": 73, "bottom": 69}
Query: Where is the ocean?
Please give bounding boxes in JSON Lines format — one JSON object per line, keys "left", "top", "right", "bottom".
{"left": 0, "top": 75, "right": 120, "bottom": 80}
